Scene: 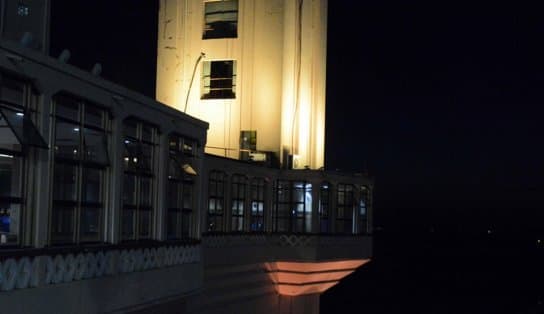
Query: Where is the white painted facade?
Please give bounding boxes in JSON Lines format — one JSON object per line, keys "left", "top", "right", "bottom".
{"left": 157, "top": 0, "right": 327, "bottom": 169}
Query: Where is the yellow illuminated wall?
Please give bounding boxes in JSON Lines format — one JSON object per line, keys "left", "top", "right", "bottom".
{"left": 156, "top": 0, "right": 327, "bottom": 169}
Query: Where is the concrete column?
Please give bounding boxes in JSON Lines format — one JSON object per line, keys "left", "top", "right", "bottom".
{"left": 33, "top": 92, "right": 52, "bottom": 248}
{"left": 109, "top": 114, "right": 125, "bottom": 244}
{"left": 243, "top": 176, "right": 251, "bottom": 232}
{"left": 310, "top": 180, "right": 320, "bottom": 233}
{"left": 155, "top": 132, "right": 169, "bottom": 241}
{"left": 223, "top": 172, "right": 232, "bottom": 232}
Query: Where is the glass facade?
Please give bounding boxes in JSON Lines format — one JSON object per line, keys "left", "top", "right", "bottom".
{"left": 250, "top": 177, "right": 265, "bottom": 232}
{"left": 203, "top": 0, "right": 238, "bottom": 39}
{"left": 51, "top": 95, "right": 110, "bottom": 244}
{"left": 167, "top": 134, "right": 196, "bottom": 240}
{"left": 231, "top": 174, "right": 247, "bottom": 232}
{"left": 273, "top": 180, "right": 312, "bottom": 233}
{"left": 336, "top": 184, "right": 354, "bottom": 234}
{"left": 121, "top": 119, "right": 157, "bottom": 240}
{"left": 207, "top": 170, "right": 226, "bottom": 232}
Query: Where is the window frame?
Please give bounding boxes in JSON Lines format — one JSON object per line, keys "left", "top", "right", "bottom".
{"left": 207, "top": 170, "right": 226, "bottom": 232}
{"left": 273, "top": 180, "right": 312, "bottom": 233}
{"left": 359, "top": 185, "right": 370, "bottom": 234}
{"left": 203, "top": 0, "right": 239, "bottom": 40}
{"left": 121, "top": 118, "right": 158, "bottom": 241}
{"left": 201, "top": 60, "right": 237, "bottom": 99}
{"left": 250, "top": 177, "right": 265, "bottom": 232}
{"left": 319, "top": 182, "right": 331, "bottom": 234}
{"left": 166, "top": 133, "right": 197, "bottom": 240}
{"left": 336, "top": 183, "right": 355, "bottom": 234}
{"left": 50, "top": 94, "right": 111, "bottom": 245}
{"left": 230, "top": 174, "right": 247, "bottom": 232}
{"left": 0, "top": 73, "right": 42, "bottom": 247}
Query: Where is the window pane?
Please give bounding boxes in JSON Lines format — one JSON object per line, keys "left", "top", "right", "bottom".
{"left": 122, "top": 173, "right": 136, "bottom": 205}
{"left": 167, "top": 210, "right": 180, "bottom": 240}
{"left": 167, "top": 180, "right": 181, "bottom": 209}
{"left": 82, "top": 168, "right": 102, "bottom": 203}
{"left": 204, "top": 0, "right": 238, "bottom": 39}
{"left": 53, "top": 163, "right": 77, "bottom": 201}
{"left": 183, "top": 184, "right": 193, "bottom": 209}
{"left": 80, "top": 207, "right": 102, "bottom": 242}
{"left": 123, "top": 138, "right": 140, "bottom": 170}
{"left": 142, "top": 124, "right": 153, "bottom": 143}
{"left": 140, "top": 177, "right": 152, "bottom": 206}
{"left": 0, "top": 76, "right": 24, "bottom": 105}
{"left": 84, "top": 105, "right": 103, "bottom": 128}
{"left": 123, "top": 120, "right": 138, "bottom": 138}
{"left": 83, "top": 128, "right": 108, "bottom": 164}
{"left": 55, "top": 120, "right": 80, "bottom": 159}
{"left": 0, "top": 155, "right": 21, "bottom": 198}
{"left": 139, "top": 210, "right": 151, "bottom": 238}
{"left": 0, "top": 202, "right": 20, "bottom": 245}
{"left": 141, "top": 143, "right": 153, "bottom": 171}
{"left": 55, "top": 96, "right": 79, "bottom": 121}
{"left": 0, "top": 107, "right": 47, "bottom": 149}
{"left": 50, "top": 206, "right": 75, "bottom": 243}
{"left": 0, "top": 111, "right": 22, "bottom": 152}
{"left": 121, "top": 209, "right": 135, "bottom": 239}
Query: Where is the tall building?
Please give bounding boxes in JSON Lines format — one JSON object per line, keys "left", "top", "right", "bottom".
{"left": 157, "top": 0, "right": 327, "bottom": 169}
{"left": 0, "top": 1, "right": 373, "bottom": 313}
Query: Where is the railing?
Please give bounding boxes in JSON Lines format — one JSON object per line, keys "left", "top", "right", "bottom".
{"left": 0, "top": 243, "right": 201, "bottom": 292}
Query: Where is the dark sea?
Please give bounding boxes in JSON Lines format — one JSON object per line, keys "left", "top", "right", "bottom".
{"left": 321, "top": 226, "right": 544, "bottom": 314}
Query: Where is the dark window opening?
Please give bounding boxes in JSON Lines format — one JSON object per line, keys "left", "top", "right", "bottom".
{"left": 51, "top": 95, "right": 110, "bottom": 245}
{"left": 121, "top": 119, "right": 157, "bottom": 241}
{"left": 202, "top": 60, "right": 236, "bottom": 99}
{"left": 336, "top": 184, "right": 354, "bottom": 234}
{"left": 167, "top": 134, "right": 196, "bottom": 240}
{"left": 203, "top": 0, "right": 238, "bottom": 39}
{"left": 207, "top": 170, "right": 226, "bottom": 232}
{"left": 273, "top": 180, "right": 312, "bottom": 233}
{"left": 250, "top": 178, "right": 265, "bottom": 232}
{"left": 231, "top": 174, "right": 246, "bottom": 232}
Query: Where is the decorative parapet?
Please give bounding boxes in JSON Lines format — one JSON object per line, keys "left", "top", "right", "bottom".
{"left": 202, "top": 233, "right": 372, "bottom": 265}
{"left": 0, "top": 244, "right": 200, "bottom": 292}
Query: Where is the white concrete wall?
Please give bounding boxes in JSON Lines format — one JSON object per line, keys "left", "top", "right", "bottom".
{"left": 157, "top": 0, "right": 326, "bottom": 169}
{"left": 0, "top": 263, "right": 202, "bottom": 314}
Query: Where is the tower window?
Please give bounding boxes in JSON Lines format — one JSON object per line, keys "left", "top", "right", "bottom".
{"left": 202, "top": 60, "right": 236, "bottom": 99}
{"left": 203, "top": 0, "right": 238, "bottom": 39}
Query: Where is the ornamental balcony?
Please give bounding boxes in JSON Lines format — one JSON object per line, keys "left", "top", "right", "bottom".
{"left": 0, "top": 242, "right": 202, "bottom": 313}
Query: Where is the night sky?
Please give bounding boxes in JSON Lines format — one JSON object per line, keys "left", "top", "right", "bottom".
{"left": 49, "top": 1, "right": 544, "bottom": 313}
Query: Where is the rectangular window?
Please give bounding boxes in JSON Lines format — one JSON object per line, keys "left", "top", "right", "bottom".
{"left": 166, "top": 134, "right": 196, "bottom": 240}
{"left": 202, "top": 60, "right": 236, "bottom": 99}
{"left": 250, "top": 178, "right": 265, "bottom": 232}
{"left": 121, "top": 119, "right": 157, "bottom": 240}
{"left": 0, "top": 74, "right": 38, "bottom": 244}
{"left": 359, "top": 186, "right": 370, "bottom": 234}
{"left": 273, "top": 180, "right": 312, "bottom": 233}
{"left": 319, "top": 183, "right": 330, "bottom": 233}
{"left": 51, "top": 95, "right": 110, "bottom": 244}
{"left": 336, "top": 184, "right": 354, "bottom": 234}
{"left": 231, "top": 174, "right": 246, "bottom": 232}
{"left": 207, "top": 170, "right": 225, "bottom": 232}
{"left": 203, "top": 0, "right": 238, "bottom": 39}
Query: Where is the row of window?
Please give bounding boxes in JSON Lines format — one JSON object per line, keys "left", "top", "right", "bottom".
{"left": 206, "top": 172, "right": 370, "bottom": 234}
{"left": 0, "top": 74, "right": 198, "bottom": 246}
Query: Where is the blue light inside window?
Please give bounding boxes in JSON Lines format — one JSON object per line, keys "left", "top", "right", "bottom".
{"left": 17, "top": 4, "right": 30, "bottom": 16}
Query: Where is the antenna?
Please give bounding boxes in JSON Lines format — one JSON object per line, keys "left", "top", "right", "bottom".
{"left": 184, "top": 52, "right": 206, "bottom": 113}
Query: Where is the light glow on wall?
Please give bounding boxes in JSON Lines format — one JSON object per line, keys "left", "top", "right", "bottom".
{"left": 265, "top": 259, "right": 370, "bottom": 296}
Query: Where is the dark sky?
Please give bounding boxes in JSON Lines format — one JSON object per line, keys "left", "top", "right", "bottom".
{"left": 50, "top": 1, "right": 544, "bottom": 231}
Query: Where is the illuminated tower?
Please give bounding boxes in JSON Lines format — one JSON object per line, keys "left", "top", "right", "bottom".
{"left": 156, "top": 0, "right": 327, "bottom": 169}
